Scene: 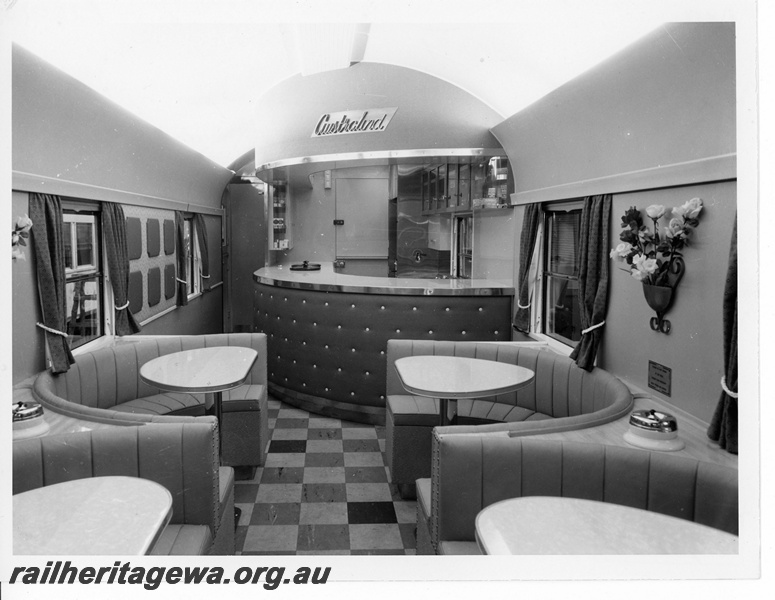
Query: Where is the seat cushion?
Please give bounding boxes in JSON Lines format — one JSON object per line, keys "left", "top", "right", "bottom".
{"left": 113, "top": 384, "right": 265, "bottom": 416}
{"left": 149, "top": 524, "right": 212, "bottom": 555}
{"left": 415, "top": 478, "right": 435, "bottom": 555}
{"left": 223, "top": 384, "right": 266, "bottom": 403}
{"left": 417, "top": 478, "right": 432, "bottom": 518}
{"left": 389, "top": 395, "right": 554, "bottom": 427}
{"left": 387, "top": 395, "right": 439, "bottom": 426}
{"left": 113, "top": 392, "right": 203, "bottom": 415}
{"left": 456, "top": 399, "right": 545, "bottom": 424}
{"left": 439, "top": 541, "right": 482, "bottom": 555}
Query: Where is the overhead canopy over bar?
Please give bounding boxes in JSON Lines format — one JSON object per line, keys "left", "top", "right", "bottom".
{"left": 253, "top": 63, "right": 507, "bottom": 182}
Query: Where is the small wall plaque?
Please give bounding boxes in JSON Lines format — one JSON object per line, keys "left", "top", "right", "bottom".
{"left": 648, "top": 360, "right": 672, "bottom": 397}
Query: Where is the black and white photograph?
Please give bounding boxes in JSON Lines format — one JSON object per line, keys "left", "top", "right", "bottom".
{"left": 1, "top": 0, "right": 769, "bottom": 598}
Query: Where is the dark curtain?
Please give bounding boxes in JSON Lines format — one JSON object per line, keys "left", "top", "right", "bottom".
{"left": 569, "top": 194, "right": 611, "bottom": 371}
{"left": 101, "top": 202, "right": 141, "bottom": 335}
{"left": 707, "top": 215, "right": 738, "bottom": 454}
{"left": 175, "top": 211, "right": 188, "bottom": 306}
{"left": 194, "top": 213, "right": 211, "bottom": 292}
{"left": 513, "top": 203, "right": 541, "bottom": 333}
{"left": 28, "top": 193, "right": 75, "bottom": 373}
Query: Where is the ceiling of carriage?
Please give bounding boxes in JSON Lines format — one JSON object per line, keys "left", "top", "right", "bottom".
{"left": 7, "top": 0, "right": 730, "bottom": 171}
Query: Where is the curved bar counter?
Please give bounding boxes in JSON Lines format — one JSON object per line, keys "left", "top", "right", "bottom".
{"left": 253, "top": 263, "right": 514, "bottom": 424}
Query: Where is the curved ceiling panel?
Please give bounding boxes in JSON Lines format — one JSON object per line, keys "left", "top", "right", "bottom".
{"left": 254, "top": 62, "right": 506, "bottom": 178}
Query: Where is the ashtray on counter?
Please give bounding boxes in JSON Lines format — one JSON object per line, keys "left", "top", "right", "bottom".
{"left": 13, "top": 400, "right": 50, "bottom": 440}
{"left": 290, "top": 261, "right": 321, "bottom": 271}
{"left": 623, "top": 408, "right": 685, "bottom": 452}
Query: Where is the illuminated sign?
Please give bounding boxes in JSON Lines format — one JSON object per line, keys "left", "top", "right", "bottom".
{"left": 312, "top": 107, "right": 398, "bottom": 137}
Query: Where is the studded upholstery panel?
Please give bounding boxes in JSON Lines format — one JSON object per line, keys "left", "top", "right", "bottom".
{"left": 254, "top": 283, "right": 512, "bottom": 421}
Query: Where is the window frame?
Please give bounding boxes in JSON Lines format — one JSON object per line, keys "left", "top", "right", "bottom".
{"left": 61, "top": 201, "right": 115, "bottom": 356}
{"left": 528, "top": 199, "right": 584, "bottom": 354}
{"left": 182, "top": 214, "right": 203, "bottom": 299}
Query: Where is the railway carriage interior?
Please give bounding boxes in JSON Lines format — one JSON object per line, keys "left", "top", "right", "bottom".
{"left": 3, "top": 0, "right": 762, "bottom": 586}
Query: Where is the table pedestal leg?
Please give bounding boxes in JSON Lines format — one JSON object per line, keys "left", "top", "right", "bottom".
{"left": 440, "top": 398, "right": 455, "bottom": 426}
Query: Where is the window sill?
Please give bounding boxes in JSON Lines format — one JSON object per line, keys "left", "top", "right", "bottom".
{"left": 70, "top": 335, "right": 117, "bottom": 357}
{"left": 526, "top": 333, "right": 575, "bottom": 357}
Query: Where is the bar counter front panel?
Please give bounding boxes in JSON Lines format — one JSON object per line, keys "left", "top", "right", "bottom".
{"left": 253, "top": 265, "right": 513, "bottom": 424}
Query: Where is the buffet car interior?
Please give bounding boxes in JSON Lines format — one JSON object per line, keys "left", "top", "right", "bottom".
{"left": 6, "top": 6, "right": 756, "bottom": 575}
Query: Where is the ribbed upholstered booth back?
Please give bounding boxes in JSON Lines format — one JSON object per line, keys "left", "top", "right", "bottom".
{"left": 431, "top": 436, "right": 739, "bottom": 548}
{"left": 13, "top": 422, "right": 220, "bottom": 529}
{"left": 254, "top": 283, "right": 512, "bottom": 423}
{"left": 387, "top": 340, "right": 632, "bottom": 431}
{"left": 32, "top": 333, "right": 267, "bottom": 424}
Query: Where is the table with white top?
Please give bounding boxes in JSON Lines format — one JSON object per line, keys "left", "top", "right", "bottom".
{"left": 475, "top": 496, "right": 739, "bottom": 555}
{"left": 394, "top": 355, "right": 535, "bottom": 426}
{"left": 140, "top": 346, "right": 258, "bottom": 452}
{"left": 13, "top": 476, "right": 173, "bottom": 555}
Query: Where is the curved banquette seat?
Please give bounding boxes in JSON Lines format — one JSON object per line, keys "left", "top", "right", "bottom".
{"left": 385, "top": 340, "right": 634, "bottom": 497}
{"left": 31, "top": 333, "right": 270, "bottom": 470}
{"left": 416, "top": 436, "right": 739, "bottom": 555}
{"left": 13, "top": 421, "right": 235, "bottom": 555}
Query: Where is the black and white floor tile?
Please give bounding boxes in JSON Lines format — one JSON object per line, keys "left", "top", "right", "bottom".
{"left": 233, "top": 397, "right": 418, "bottom": 555}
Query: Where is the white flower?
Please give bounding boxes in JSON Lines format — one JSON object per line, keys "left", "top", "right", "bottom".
{"left": 15, "top": 214, "right": 33, "bottom": 234}
{"left": 673, "top": 197, "right": 703, "bottom": 220}
{"left": 631, "top": 254, "right": 658, "bottom": 280}
{"left": 639, "top": 258, "right": 659, "bottom": 275}
{"left": 609, "top": 242, "right": 633, "bottom": 260}
{"left": 645, "top": 204, "right": 666, "bottom": 220}
{"left": 664, "top": 218, "right": 685, "bottom": 240}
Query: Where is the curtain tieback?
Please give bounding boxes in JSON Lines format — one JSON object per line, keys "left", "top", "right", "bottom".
{"left": 36, "top": 322, "right": 68, "bottom": 337}
{"left": 200, "top": 270, "right": 210, "bottom": 279}
{"left": 517, "top": 300, "right": 531, "bottom": 310}
{"left": 581, "top": 320, "right": 605, "bottom": 335}
{"left": 114, "top": 300, "right": 130, "bottom": 311}
{"left": 176, "top": 277, "right": 188, "bottom": 284}
{"left": 720, "top": 376, "right": 738, "bottom": 398}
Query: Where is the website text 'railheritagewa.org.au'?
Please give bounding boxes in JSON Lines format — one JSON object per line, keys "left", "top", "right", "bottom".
{"left": 8, "top": 560, "right": 331, "bottom": 591}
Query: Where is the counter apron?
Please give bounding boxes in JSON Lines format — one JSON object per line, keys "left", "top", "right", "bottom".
{"left": 253, "top": 266, "right": 513, "bottom": 424}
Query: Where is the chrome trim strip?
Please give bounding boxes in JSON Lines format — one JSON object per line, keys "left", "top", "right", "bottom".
{"left": 254, "top": 274, "right": 513, "bottom": 297}
{"left": 255, "top": 148, "right": 506, "bottom": 174}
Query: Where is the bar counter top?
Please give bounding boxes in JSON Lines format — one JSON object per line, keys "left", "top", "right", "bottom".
{"left": 253, "top": 263, "right": 514, "bottom": 296}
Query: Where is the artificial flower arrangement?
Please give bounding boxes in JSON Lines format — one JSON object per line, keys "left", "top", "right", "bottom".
{"left": 610, "top": 197, "right": 703, "bottom": 286}
{"left": 12, "top": 214, "right": 33, "bottom": 261}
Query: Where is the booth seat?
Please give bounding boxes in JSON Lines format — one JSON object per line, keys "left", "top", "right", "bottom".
{"left": 13, "top": 420, "right": 235, "bottom": 555}
{"left": 416, "top": 436, "right": 739, "bottom": 555}
{"left": 31, "top": 333, "right": 270, "bottom": 471}
{"left": 385, "top": 340, "right": 634, "bottom": 498}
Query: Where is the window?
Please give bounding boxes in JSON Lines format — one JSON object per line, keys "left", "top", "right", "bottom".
{"left": 533, "top": 202, "right": 583, "bottom": 347}
{"left": 63, "top": 209, "right": 104, "bottom": 349}
{"left": 182, "top": 215, "right": 202, "bottom": 298}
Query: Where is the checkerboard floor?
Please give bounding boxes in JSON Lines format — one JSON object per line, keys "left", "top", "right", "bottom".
{"left": 234, "top": 396, "right": 418, "bottom": 555}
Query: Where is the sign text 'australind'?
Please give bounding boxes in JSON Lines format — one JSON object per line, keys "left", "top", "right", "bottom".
{"left": 312, "top": 108, "right": 398, "bottom": 137}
